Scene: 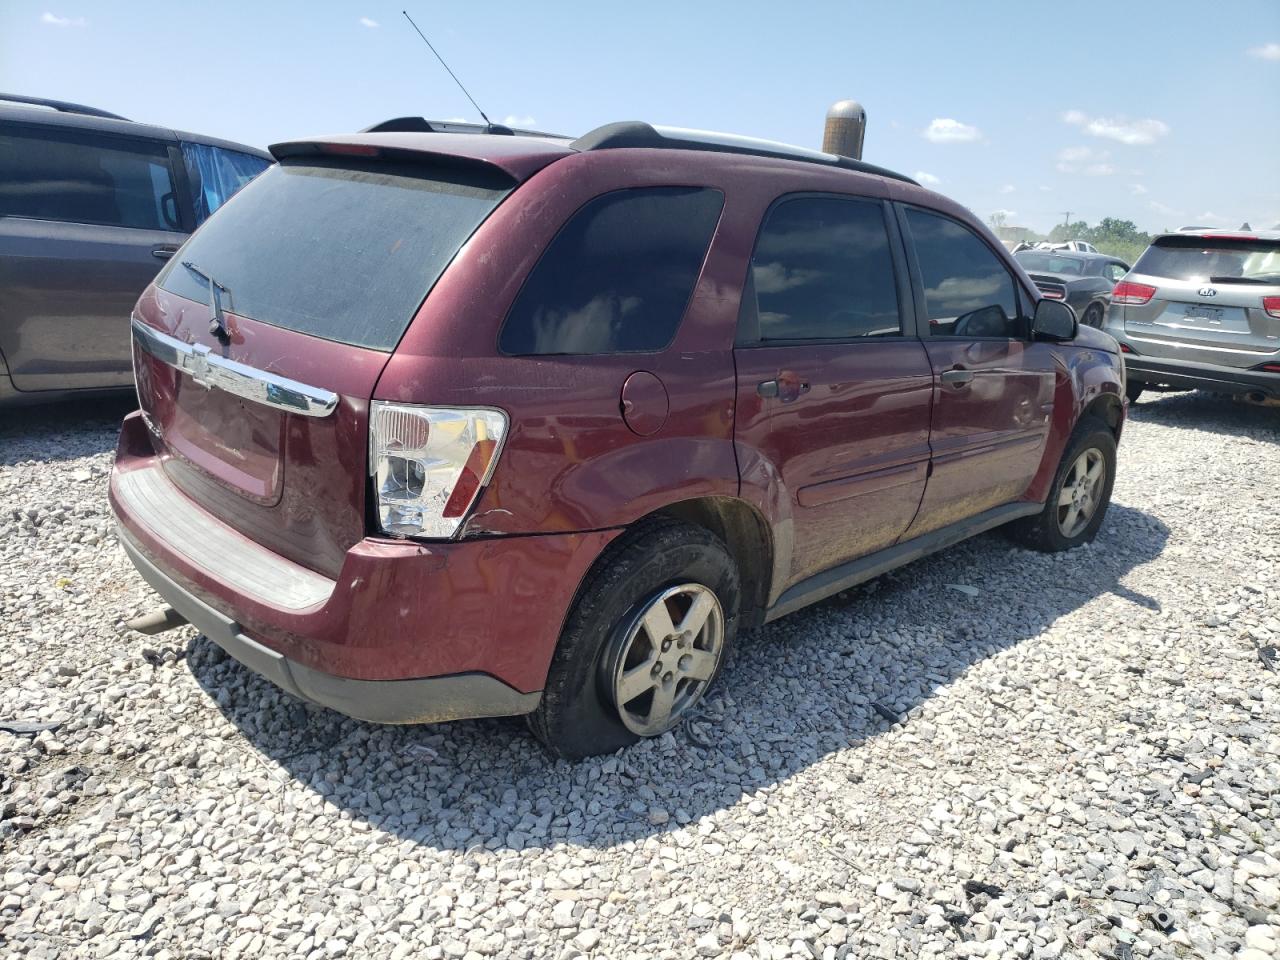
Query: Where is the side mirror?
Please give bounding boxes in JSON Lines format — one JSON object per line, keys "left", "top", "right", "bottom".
{"left": 1033, "top": 299, "right": 1077, "bottom": 341}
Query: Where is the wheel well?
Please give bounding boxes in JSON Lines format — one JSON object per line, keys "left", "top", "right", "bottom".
{"left": 1081, "top": 393, "right": 1123, "bottom": 437}
{"left": 650, "top": 497, "right": 773, "bottom": 630}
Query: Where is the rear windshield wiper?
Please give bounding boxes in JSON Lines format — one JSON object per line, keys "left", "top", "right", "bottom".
{"left": 1208, "top": 275, "right": 1271, "bottom": 285}
{"left": 182, "top": 260, "right": 232, "bottom": 342}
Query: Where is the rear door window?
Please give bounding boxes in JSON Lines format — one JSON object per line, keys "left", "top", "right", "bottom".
{"left": 744, "top": 196, "right": 903, "bottom": 341}
{"left": 905, "top": 208, "right": 1022, "bottom": 338}
{"left": 156, "top": 160, "right": 509, "bottom": 351}
{"left": 180, "top": 141, "right": 272, "bottom": 223}
{"left": 1133, "top": 236, "right": 1280, "bottom": 284}
{"left": 0, "top": 128, "right": 181, "bottom": 231}
{"left": 499, "top": 187, "right": 724, "bottom": 355}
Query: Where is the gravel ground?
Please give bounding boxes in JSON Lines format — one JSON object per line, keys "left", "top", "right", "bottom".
{"left": 0, "top": 391, "right": 1277, "bottom": 960}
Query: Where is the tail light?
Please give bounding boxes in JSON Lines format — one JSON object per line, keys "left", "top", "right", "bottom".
{"left": 1119, "top": 343, "right": 1133, "bottom": 353}
{"left": 1039, "top": 288, "right": 1066, "bottom": 300}
{"left": 1112, "top": 281, "right": 1156, "bottom": 305}
{"left": 369, "top": 402, "right": 508, "bottom": 539}
{"left": 1259, "top": 363, "right": 1280, "bottom": 373}
{"left": 1263, "top": 296, "right": 1280, "bottom": 320}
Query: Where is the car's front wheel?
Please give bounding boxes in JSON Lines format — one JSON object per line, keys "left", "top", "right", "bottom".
{"left": 1125, "top": 380, "right": 1144, "bottom": 403}
{"left": 1007, "top": 416, "right": 1117, "bottom": 552}
{"left": 527, "top": 519, "right": 739, "bottom": 760}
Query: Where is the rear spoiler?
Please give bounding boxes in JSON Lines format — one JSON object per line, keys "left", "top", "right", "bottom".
{"left": 269, "top": 133, "right": 575, "bottom": 183}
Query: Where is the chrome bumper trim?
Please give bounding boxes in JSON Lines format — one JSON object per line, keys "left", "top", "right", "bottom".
{"left": 115, "top": 466, "right": 335, "bottom": 611}
{"left": 131, "top": 317, "right": 338, "bottom": 418}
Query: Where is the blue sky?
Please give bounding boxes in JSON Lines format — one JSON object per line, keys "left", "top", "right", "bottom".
{"left": 4, "top": 0, "right": 1278, "bottom": 234}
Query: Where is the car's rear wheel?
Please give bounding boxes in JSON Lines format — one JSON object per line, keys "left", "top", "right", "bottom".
{"left": 1007, "top": 416, "right": 1117, "bottom": 552}
{"left": 1125, "top": 380, "right": 1144, "bottom": 403}
{"left": 527, "top": 519, "right": 739, "bottom": 760}
{"left": 1082, "top": 303, "right": 1104, "bottom": 328}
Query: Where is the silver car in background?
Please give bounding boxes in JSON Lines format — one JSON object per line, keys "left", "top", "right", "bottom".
{"left": 1104, "top": 230, "right": 1280, "bottom": 403}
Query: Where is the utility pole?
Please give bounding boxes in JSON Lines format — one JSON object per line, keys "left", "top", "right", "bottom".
{"left": 1061, "top": 211, "right": 1073, "bottom": 227}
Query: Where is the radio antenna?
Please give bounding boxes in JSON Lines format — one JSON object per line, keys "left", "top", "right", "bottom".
{"left": 402, "top": 10, "right": 493, "bottom": 126}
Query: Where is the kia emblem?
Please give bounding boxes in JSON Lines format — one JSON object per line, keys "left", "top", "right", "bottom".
{"left": 1198, "top": 286, "right": 1217, "bottom": 297}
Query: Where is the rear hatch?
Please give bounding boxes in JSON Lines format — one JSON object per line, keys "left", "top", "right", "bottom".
{"left": 131, "top": 146, "right": 525, "bottom": 577}
{"left": 1120, "top": 234, "right": 1280, "bottom": 368}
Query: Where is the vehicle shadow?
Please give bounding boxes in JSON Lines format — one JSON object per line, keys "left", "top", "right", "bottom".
{"left": 0, "top": 395, "right": 135, "bottom": 466}
{"left": 1128, "top": 390, "right": 1279, "bottom": 443}
{"left": 188, "top": 501, "right": 1169, "bottom": 853}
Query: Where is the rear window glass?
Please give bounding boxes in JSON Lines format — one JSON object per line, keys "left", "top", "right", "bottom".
{"left": 1015, "top": 252, "right": 1085, "bottom": 276}
{"left": 499, "top": 187, "right": 724, "bottom": 355}
{"left": 1134, "top": 236, "right": 1280, "bottom": 284}
{"left": 156, "top": 161, "right": 509, "bottom": 351}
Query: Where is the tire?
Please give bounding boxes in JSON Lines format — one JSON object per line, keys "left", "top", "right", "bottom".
{"left": 1125, "top": 380, "right": 1144, "bottom": 403}
{"left": 1082, "top": 303, "right": 1104, "bottom": 328}
{"left": 1007, "top": 416, "right": 1117, "bottom": 553}
{"left": 527, "top": 518, "right": 740, "bottom": 760}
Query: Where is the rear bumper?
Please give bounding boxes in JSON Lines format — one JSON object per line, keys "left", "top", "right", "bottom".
{"left": 109, "top": 411, "right": 620, "bottom": 722}
{"left": 120, "top": 531, "right": 541, "bottom": 723}
{"left": 1123, "top": 353, "right": 1279, "bottom": 397}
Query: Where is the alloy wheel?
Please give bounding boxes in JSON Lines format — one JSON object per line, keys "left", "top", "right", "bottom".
{"left": 1057, "top": 448, "right": 1106, "bottom": 538}
{"left": 603, "top": 583, "right": 725, "bottom": 737}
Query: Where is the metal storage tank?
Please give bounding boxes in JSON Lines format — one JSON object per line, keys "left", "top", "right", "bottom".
{"left": 823, "top": 100, "right": 866, "bottom": 160}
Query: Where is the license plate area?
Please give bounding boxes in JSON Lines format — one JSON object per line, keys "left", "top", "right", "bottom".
{"left": 1185, "top": 305, "right": 1224, "bottom": 323}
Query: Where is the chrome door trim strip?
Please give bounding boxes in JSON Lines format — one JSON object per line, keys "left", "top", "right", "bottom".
{"left": 131, "top": 317, "right": 338, "bottom": 418}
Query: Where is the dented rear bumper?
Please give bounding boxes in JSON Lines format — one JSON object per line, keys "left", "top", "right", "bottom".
{"left": 109, "top": 410, "right": 619, "bottom": 721}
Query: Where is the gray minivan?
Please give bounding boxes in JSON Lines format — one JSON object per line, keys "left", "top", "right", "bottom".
{"left": 1104, "top": 230, "right": 1280, "bottom": 403}
{"left": 0, "top": 94, "right": 272, "bottom": 405}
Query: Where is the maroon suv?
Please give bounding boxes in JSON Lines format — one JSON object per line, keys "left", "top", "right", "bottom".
{"left": 110, "top": 122, "right": 1126, "bottom": 759}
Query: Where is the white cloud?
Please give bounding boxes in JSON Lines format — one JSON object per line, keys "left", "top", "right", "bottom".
{"left": 1062, "top": 109, "right": 1169, "bottom": 145}
{"left": 1248, "top": 42, "right": 1280, "bottom": 60}
{"left": 1196, "top": 211, "right": 1222, "bottom": 222}
{"left": 999, "top": 184, "right": 1016, "bottom": 194}
{"left": 1148, "top": 200, "right": 1183, "bottom": 217}
{"left": 1057, "top": 146, "right": 1114, "bottom": 176}
{"left": 913, "top": 171, "right": 941, "bottom": 186}
{"left": 992, "top": 208, "right": 1017, "bottom": 220}
{"left": 923, "top": 118, "right": 981, "bottom": 143}
{"left": 1131, "top": 184, "right": 1148, "bottom": 195}
{"left": 41, "top": 12, "right": 86, "bottom": 26}
{"left": 1039, "top": 185, "right": 1053, "bottom": 192}
{"left": 503, "top": 114, "right": 536, "bottom": 127}
{"left": 359, "top": 17, "right": 379, "bottom": 28}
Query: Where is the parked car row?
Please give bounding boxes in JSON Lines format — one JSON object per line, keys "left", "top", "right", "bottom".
{"left": 0, "top": 94, "right": 271, "bottom": 404}
{"left": 106, "top": 117, "right": 1125, "bottom": 758}
{"left": 3, "top": 91, "right": 1271, "bottom": 758}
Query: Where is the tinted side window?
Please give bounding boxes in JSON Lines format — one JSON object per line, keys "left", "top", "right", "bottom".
{"left": 905, "top": 208, "right": 1020, "bottom": 338}
{"left": 0, "top": 129, "right": 180, "bottom": 231}
{"left": 181, "top": 142, "right": 272, "bottom": 223}
{"left": 748, "top": 197, "right": 901, "bottom": 340}
{"left": 499, "top": 187, "right": 723, "bottom": 355}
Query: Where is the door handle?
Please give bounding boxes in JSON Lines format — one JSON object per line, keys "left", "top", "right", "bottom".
{"left": 152, "top": 246, "right": 179, "bottom": 260}
{"left": 758, "top": 376, "right": 811, "bottom": 402}
{"left": 940, "top": 368, "right": 974, "bottom": 387}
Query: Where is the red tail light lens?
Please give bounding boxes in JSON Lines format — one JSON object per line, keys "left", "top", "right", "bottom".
{"left": 1119, "top": 343, "right": 1133, "bottom": 354}
{"left": 1113, "top": 281, "right": 1157, "bottom": 305}
{"left": 1263, "top": 296, "right": 1280, "bottom": 320}
{"left": 1260, "top": 363, "right": 1280, "bottom": 373}
{"left": 1040, "top": 289, "right": 1066, "bottom": 300}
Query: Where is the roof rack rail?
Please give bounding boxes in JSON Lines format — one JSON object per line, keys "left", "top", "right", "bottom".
{"left": 361, "top": 117, "right": 570, "bottom": 140}
{"left": 0, "top": 92, "right": 129, "bottom": 121}
{"left": 570, "top": 121, "right": 918, "bottom": 185}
